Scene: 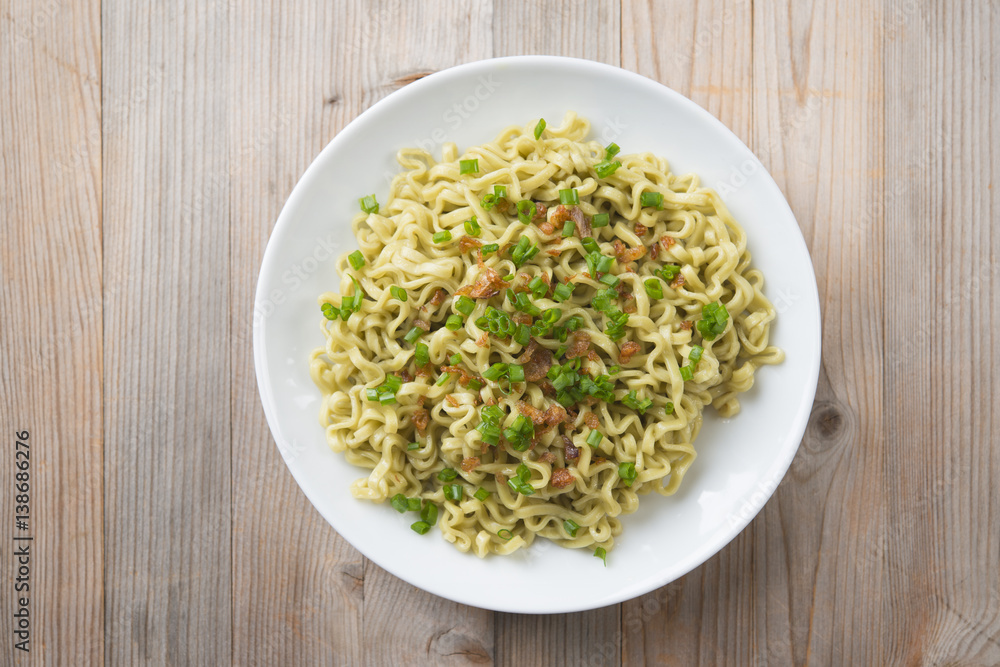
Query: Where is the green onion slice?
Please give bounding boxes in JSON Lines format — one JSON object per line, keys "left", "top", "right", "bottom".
{"left": 348, "top": 250, "right": 365, "bottom": 270}
{"left": 640, "top": 191, "right": 663, "bottom": 209}
{"left": 459, "top": 159, "right": 479, "bottom": 175}
{"left": 534, "top": 119, "right": 546, "bottom": 139}
{"left": 559, "top": 188, "right": 580, "bottom": 206}
{"left": 359, "top": 194, "right": 379, "bottom": 214}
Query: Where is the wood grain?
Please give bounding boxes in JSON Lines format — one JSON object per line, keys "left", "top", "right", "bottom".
{"left": 621, "top": 2, "right": 762, "bottom": 664}
{"left": 2, "top": 1, "right": 999, "bottom": 664}
{"left": 229, "top": 2, "right": 368, "bottom": 664}
{"left": 883, "top": 1, "right": 1000, "bottom": 663}
{"left": 0, "top": 0, "right": 103, "bottom": 663}
{"left": 102, "top": 1, "right": 232, "bottom": 663}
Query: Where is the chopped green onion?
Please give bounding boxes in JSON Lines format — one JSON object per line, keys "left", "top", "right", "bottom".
{"left": 460, "top": 159, "right": 479, "bottom": 175}
{"left": 498, "top": 528, "right": 513, "bottom": 540}
{"left": 437, "top": 468, "right": 458, "bottom": 482}
{"left": 477, "top": 421, "right": 501, "bottom": 446}
{"left": 408, "top": 442, "right": 420, "bottom": 451}
{"left": 480, "top": 193, "right": 498, "bottom": 209}
{"left": 517, "top": 463, "right": 531, "bottom": 484}
{"left": 644, "top": 277, "right": 664, "bottom": 299}
{"left": 507, "top": 477, "right": 534, "bottom": 495}
{"left": 481, "top": 404, "right": 505, "bottom": 425}
{"left": 594, "top": 160, "right": 621, "bottom": 179}
{"left": 541, "top": 308, "right": 561, "bottom": 325}
{"left": 534, "top": 119, "right": 546, "bottom": 139}
{"left": 618, "top": 461, "right": 637, "bottom": 486}
{"left": 599, "top": 273, "right": 619, "bottom": 287}
{"left": 483, "top": 363, "right": 508, "bottom": 381}
{"left": 455, "top": 295, "right": 475, "bottom": 316}
{"left": 563, "top": 519, "right": 580, "bottom": 537}
{"left": 509, "top": 364, "right": 525, "bottom": 383}
{"left": 559, "top": 189, "right": 580, "bottom": 206}
{"left": 502, "top": 274, "right": 514, "bottom": 282}
{"left": 640, "top": 191, "right": 663, "bottom": 209}
{"left": 586, "top": 430, "right": 603, "bottom": 448}
{"left": 433, "top": 230, "right": 452, "bottom": 244}
{"left": 494, "top": 185, "right": 507, "bottom": 199}
{"left": 666, "top": 402, "right": 674, "bottom": 414}
{"left": 559, "top": 219, "right": 575, "bottom": 237}
{"left": 390, "top": 493, "right": 408, "bottom": 513}
{"left": 480, "top": 242, "right": 500, "bottom": 255}
{"left": 436, "top": 372, "right": 450, "bottom": 386}
{"left": 581, "top": 237, "right": 600, "bottom": 254}
{"left": 464, "top": 216, "right": 481, "bottom": 236}
{"left": 348, "top": 250, "right": 365, "bottom": 270}
{"left": 689, "top": 345, "right": 704, "bottom": 364}
{"left": 444, "top": 484, "right": 463, "bottom": 502}
{"left": 389, "top": 286, "right": 407, "bottom": 302}
{"left": 359, "top": 194, "right": 379, "bottom": 214}
{"left": 607, "top": 365, "right": 620, "bottom": 375}
{"left": 366, "top": 388, "right": 379, "bottom": 401}
{"left": 321, "top": 303, "right": 340, "bottom": 320}
{"left": 411, "top": 520, "right": 431, "bottom": 535}
{"left": 657, "top": 264, "right": 680, "bottom": 281}
{"left": 697, "top": 301, "right": 730, "bottom": 340}
{"left": 420, "top": 501, "right": 438, "bottom": 524}
{"left": 474, "top": 488, "right": 490, "bottom": 502}
{"left": 514, "top": 323, "right": 531, "bottom": 346}
{"left": 517, "top": 200, "right": 534, "bottom": 224}
{"left": 679, "top": 365, "right": 694, "bottom": 381}
{"left": 415, "top": 342, "right": 430, "bottom": 367}
{"left": 449, "top": 354, "right": 462, "bottom": 365}
{"left": 528, "top": 275, "right": 547, "bottom": 299}
{"left": 407, "top": 497, "right": 421, "bottom": 511}
{"left": 605, "top": 143, "right": 620, "bottom": 159}
{"left": 594, "top": 546, "right": 607, "bottom": 565}
{"left": 378, "top": 392, "right": 396, "bottom": 406}
{"left": 553, "top": 282, "right": 575, "bottom": 302}
{"left": 446, "top": 314, "right": 463, "bottom": 331}
{"left": 404, "top": 327, "right": 423, "bottom": 344}
{"left": 467, "top": 378, "right": 483, "bottom": 391}
{"left": 592, "top": 213, "right": 609, "bottom": 228}
{"left": 623, "top": 390, "right": 652, "bottom": 415}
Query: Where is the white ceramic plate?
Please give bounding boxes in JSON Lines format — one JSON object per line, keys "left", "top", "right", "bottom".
{"left": 253, "top": 56, "right": 821, "bottom": 614}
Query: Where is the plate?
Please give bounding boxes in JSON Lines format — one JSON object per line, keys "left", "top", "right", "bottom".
{"left": 253, "top": 56, "right": 821, "bottom": 613}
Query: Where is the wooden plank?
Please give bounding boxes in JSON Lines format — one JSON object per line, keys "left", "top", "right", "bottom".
{"left": 102, "top": 1, "right": 232, "bottom": 663}
{"left": 493, "top": 0, "right": 621, "bottom": 61}
{"left": 745, "top": 1, "right": 886, "bottom": 664}
{"left": 623, "top": 0, "right": 887, "bottom": 664}
{"left": 353, "top": 3, "right": 498, "bottom": 663}
{"left": 0, "top": 0, "right": 103, "bottom": 662}
{"left": 619, "top": 1, "right": 759, "bottom": 664}
{"left": 229, "top": 2, "right": 367, "bottom": 664}
{"left": 883, "top": 2, "right": 1000, "bottom": 663}
{"left": 490, "top": 3, "right": 623, "bottom": 665}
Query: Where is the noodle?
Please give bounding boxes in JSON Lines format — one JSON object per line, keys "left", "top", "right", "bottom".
{"left": 309, "top": 113, "right": 783, "bottom": 557}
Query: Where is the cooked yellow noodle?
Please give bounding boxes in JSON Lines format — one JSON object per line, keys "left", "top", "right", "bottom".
{"left": 310, "top": 112, "right": 783, "bottom": 557}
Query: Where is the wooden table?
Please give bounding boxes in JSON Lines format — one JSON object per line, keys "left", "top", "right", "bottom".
{"left": 3, "top": 1, "right": 998, "bottom": 664}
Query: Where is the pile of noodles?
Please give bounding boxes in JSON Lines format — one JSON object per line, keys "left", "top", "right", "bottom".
{"left": 310, "top": 113, "right": 782, "bottom": 557}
